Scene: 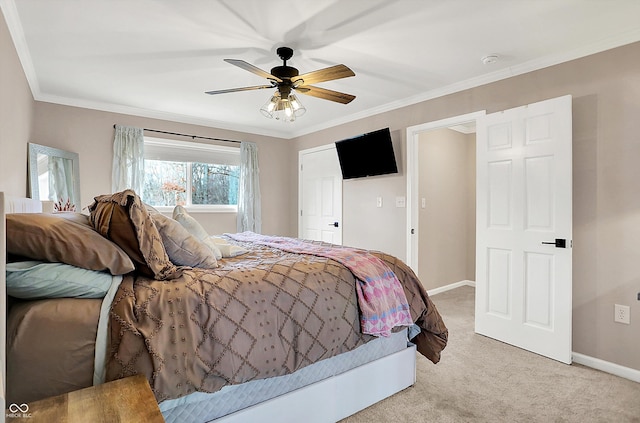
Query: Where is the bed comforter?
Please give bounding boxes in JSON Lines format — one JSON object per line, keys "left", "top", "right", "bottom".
{"left": 106, "top": 239, "right": 448, "bottom": 402}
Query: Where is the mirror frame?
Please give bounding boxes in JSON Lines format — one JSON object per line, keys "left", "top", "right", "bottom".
{"left": 28, "top": 142, "right": 81, "bottom": 210}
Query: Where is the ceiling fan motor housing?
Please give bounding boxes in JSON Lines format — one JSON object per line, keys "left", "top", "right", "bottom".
{"left": 272, "top": 47, "right": 299, "bottom": 98}
{"left": 276, "top": 46, "right": 294, "bottom": 61}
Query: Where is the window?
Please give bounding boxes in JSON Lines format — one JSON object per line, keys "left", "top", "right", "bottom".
{"left": 141, "top": 137, "right": 240, "bottom": 211}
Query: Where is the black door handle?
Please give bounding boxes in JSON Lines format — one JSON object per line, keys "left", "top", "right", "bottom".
{"left": 328, "top": 222, "right": 339, "bottom": 227}
{"left": 542, "top": 238, "right": 566, "bottom": 248}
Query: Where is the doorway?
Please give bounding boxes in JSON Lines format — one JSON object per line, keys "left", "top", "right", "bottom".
{"left": 407, "top": 95, "right": 573, "bottom": 364}
{"left": 406, "top": 111, "right": 484, "bottom": 284}
{"left": 415, "top": 126, "right": 477, "bottom": 292}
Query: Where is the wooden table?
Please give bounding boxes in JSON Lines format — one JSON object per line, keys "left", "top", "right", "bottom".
{"left": 6, "top": 374, "right": 165, "bottom": 422}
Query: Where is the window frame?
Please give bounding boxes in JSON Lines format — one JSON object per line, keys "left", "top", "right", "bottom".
{"left": 143, "top": 137, "right": 240, "bottom": 213}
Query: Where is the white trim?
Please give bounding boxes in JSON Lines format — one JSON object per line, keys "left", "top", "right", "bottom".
{"left": 145, "top": 137, "right": 240, "bottom": 154}
{"left": 427, "top": 280, "right": 476, "bottom": 297}
{"left": 405, "top": 111, "right": 485, "bottom": 274}
{"left": 0, "top": 0, "right": 39, "bottom": 97}
{"left": 572, "top": 353, "right": 640, "bottom": 384}
{"left": 4, "top": 0, "right": 640, "bottom": 140}
{"left": 291, "top": 27, "right": 640, "bottom": 139}
{"left": 427, "top": 282, "right": 640, "bottom": 385}
{"left": 152, "top": 205, "right": 237, "bottom": 214}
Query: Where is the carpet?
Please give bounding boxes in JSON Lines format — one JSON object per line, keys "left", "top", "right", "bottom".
{"left": 340, "top": 286, "right": 640, "bottom": 423}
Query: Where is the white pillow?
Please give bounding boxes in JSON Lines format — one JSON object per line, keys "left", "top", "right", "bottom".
{"left": 210, "top": 236, "right": 249, "bottom": 258}
{"left": 172, "top": 205, "right": 222, "bottom": 259}
{"left": 149, "top": 211, "right": 218, "bottom": 269}
{"left": 6, "top": 261, "right": 113, "bottom": 299}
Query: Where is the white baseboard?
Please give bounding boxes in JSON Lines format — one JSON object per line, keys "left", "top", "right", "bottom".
{"left": 572, "top": 352, "right": 640, "bottom": 384}
{"left": 427, "top": 280, "right": 475, "bottom": 296}
{"left": 426, "top": 282, "right": 640, "bottom": 384}
{"left": 426, "top": 281, "right": 640, "bottom": 384}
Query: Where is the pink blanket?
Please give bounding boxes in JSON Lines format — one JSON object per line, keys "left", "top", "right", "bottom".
{"left": 227, "top": 232, "right": 413, "bottom": 337}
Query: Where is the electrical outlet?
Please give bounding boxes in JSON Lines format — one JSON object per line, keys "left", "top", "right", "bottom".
{"left": 614, "top": 304, "right": 630, "bottom": 324}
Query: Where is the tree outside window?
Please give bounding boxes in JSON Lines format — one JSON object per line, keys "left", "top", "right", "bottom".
{"left": 142, "top": 159, "right": 239, "bottom": 207}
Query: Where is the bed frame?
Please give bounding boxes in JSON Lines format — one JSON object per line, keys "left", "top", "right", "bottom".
{"left": 1, "top": 192, "right": 417, "bottom": 423}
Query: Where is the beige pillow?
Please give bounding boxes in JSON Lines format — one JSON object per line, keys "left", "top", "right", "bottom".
{"left": 148, "top": 210, "right": 218, "bottom": 269}
{"left": 172, "top": 205, "right": 222, "bottom": 259}
{"left": 6, "top": 212, "right": 135, "bottom": 275}
{"left": 88, "top": 190, "right": 180, "bottom": 280}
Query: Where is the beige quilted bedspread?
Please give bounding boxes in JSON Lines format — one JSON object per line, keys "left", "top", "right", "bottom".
{"left": 106, "top": 241, "right": 448, "bottom": 402}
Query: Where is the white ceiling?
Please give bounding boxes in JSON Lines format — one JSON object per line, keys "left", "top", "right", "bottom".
{"left": 4, "top": 0, "right": 640, "bottom": 139}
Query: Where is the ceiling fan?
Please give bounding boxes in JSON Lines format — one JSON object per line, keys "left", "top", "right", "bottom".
{"left": 205, "top": 47, "right": 356, "bottom": 121}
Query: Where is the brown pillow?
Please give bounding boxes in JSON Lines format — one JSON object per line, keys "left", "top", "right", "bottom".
{"left": 6, "top": 212, "right": 135, "bottom": 275}
{"left": 88, "top": 190, "right": 180, "bottom": 280}
{"left": 147, "top": 209, "right": 218, "bottom": 269}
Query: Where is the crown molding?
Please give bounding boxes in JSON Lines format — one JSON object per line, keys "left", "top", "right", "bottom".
{"left": 34, "top": 93, "right": 289, "bottom": 139}
{"left": 4, "top": 0, "right": 640, "bottom": 141}
{"left": 288, "top": 27, "right": 640, "bottom": 138}
{"left": 1, "top": 0, "right": 39, "bottom": 96}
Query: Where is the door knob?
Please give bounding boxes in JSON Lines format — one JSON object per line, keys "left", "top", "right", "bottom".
{"left": 542, "top": 238, "right": 566, "bottom": 248}
{"left": 328, "top": 222, "right": 339, "bottom": 227}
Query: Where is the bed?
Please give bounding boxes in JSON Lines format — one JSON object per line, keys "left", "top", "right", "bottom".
{"left": 1, "top": 190, "right": 448, "bottom": 422}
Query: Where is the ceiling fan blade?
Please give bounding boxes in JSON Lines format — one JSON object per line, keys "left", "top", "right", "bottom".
{"left": 205, "top": 85, "right": 274, "bottom": 95}
{"left": 224, "top": 59, "right": 282, "bottom": 82}
{"left": 293, "top": 64, "right": 355, "bottom": 86}
{"left": 296, "top": 85, "right": 355, "bottom": 104}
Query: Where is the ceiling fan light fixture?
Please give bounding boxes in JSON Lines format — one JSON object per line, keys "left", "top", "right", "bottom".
{"left": 289, "top": 93, "right": 306, "bottom": 117}
{"left": 260, "top": 90, "right": 306, "bottom": 122}
{"left": 260, "top": 92, "right": 280, "bottom": 118}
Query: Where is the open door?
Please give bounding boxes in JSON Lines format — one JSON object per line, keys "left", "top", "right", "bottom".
{"left": 475, "top": 95, "right": 573, "bottom": 364}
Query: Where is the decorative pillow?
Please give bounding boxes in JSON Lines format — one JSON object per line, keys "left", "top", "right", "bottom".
{"left": 6, "top": 212, "right": 135, "bottom": 275}
{"left": 148, "top": 210, "right": 218, "bottom": 269}
{"left": 88, "top": 190, "right": 180, "bottom": 280}
{"left": 210, "top": 236, "right": 249, "bottom": 258}
{"left": 172, "top": 205, "right": 222, "bottom": 259}
{"left": 6, "top": 261, "right": 113, "bottom": 299}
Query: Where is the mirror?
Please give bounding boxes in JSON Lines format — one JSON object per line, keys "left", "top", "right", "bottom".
{"left": 28, "top": 143, "right": 81, "bottom": 211}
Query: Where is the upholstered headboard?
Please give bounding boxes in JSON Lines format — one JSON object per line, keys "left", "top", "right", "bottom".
{"left": 0, "top": 193, "right": 46, "bottom": 421}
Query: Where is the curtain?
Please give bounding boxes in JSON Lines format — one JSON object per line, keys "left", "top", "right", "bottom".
{"left": 112, "top": 125, "right": 144, "bottom": 193}
{"left": 237, "top": 141, "right": 262, "bottom": 233}
{"left": 48, "top": 156, "right": 75, "bottom": 205}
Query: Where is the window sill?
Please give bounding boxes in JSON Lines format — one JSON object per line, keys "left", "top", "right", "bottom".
{"left": 153, "top": 205, "right": 237, "bottom": 214}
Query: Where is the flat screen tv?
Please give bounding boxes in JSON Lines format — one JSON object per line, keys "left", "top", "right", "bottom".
{"left": 335, "top": 128, "right": 398, "bottom": 179}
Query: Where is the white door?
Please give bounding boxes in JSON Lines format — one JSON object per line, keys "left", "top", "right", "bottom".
{"left": 475, "top": 95, "right": 573, "bottom": 364}
{"left": 299, "top": 145, "right": 343, "bottom": 244}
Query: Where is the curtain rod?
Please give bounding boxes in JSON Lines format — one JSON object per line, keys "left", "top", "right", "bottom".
{"left": 113, "top": 124, "right": 241, "bottom": 144}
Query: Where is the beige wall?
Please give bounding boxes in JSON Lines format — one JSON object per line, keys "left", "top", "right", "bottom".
{"left": 3, "top": 4, "right": 640, "bottom": 376}
{"left": 29, "top": 102, "right": 293, "bottom": 236}
{"left": 293, "top": 42, "right": 640, "bottom": 372}
{"left": 0, "top": 9, "right": 33, "bottom": 197}
{"left": 417, "top": 128, "right": 475, "bottom": 290}
{"left": 3, "top": 3, "right": 293, "bottom": 238}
